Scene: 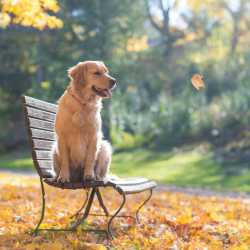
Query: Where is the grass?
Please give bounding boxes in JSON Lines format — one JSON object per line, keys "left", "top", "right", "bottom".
{"left": 111, "top": 148, "right": 250, "bottom": 192}
{"left": 0, "top": 146, "right": 250, "bottom": 192}
{"left": 0, "top": 150, "right": 33, "bottom": 170}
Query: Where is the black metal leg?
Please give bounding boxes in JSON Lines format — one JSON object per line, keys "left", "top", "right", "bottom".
{"left": 31, "top": 186, "right": 103, "bottom": 235}
{"left": 107, "top": 190, "right": 126, "bottom": 239}
{"left": 32, "top": 178, "right": 79, "bottom": 234}
{"left": 96, "top": 188, "right": 109, "bottom": 216}
{"left": 31, "top": 179, "right": 153, "bottom": 239}
{"left": 70, "top": 187, "right": 96, "bottom": 230}
{"left": 70, "top": 189, "right": 89, "bottom": 219}
{"left": 32, "top": 177, "right": 46, "bottom": 236}
{"left": 135, "top": 189, "right": 153, "bottom": 224}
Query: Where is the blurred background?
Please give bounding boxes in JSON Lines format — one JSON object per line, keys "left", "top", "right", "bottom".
{"left": 0, "top": 0, "right": 249, "bottom": 191}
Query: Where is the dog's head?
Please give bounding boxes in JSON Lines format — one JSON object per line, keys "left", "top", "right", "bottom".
{"left": 68, "top": 61, "right": 117, "bottom": 99}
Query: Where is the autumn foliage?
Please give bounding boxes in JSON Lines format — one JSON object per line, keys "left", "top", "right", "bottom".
{"left": 0, "top": 173, "right": 250, "bottom": 249}
{"left": 0, "top": 0, "right": 63, "bottom": 29}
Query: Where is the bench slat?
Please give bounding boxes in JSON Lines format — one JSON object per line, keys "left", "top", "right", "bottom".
{"left": 108, "top": 177, "right": 149, "bottom": 186}
{"left": 29, "top": 117, "right": 54, "bottom": 131}
{"left": 33, "top": 139, "right": 54, "bottom": 150}
{"left": 31, "top": 128, "right": 55, "bottom": 141}
{"left": 40, "top": 169, "right": 54, "bottom": 178}
{"left": 35, "top": 160, "right": 54, "bottom": 178}
{"left": 26, "top": 106, "right": 56, "bottom": 122}
{"left": 117, "top": 181, "right": 156, "bottom": 194}
{"left": 37, "top": 160, "right": 53, "bottom": 170}
{"left": 24, "top": 96, "right": 57, "bottom": 113}
{"left": 35, "top": 150, "right": 52, "bottom": 160}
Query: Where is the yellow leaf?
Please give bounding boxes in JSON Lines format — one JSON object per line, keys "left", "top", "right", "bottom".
{"left": 0, "top": 0, "right": 63, "bottom": 29}
{"left": 231, "top": 244, "right": 250, "bottom": 250}
{"left": 81, "top": 243, "right": 107, "bottom": 250}
{"left": 25, "top": 242, "right": 64, "bottom": 250}
{"left": 0, "top": 12, "right": 11, "bottom": 28}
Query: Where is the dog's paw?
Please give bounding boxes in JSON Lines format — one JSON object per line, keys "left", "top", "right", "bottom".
{"left": 57, "top": 173, "right": 70, "bottom": 183}
{"left": 95, "top": 174, "right": 102, "bottom": 181}
{"left": 84, "top": 174, "right": 95, "bottom": 181}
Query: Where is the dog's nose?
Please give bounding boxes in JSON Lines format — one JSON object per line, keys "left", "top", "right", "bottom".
{"left": 109, "top": 78, "right": 117, "bottom": 88}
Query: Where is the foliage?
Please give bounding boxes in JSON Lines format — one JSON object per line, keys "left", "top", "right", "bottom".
{"left": 0, "top": 0, "right": 250, "bottom": 160}
{"left": 0, "top": 0, "right": 62, "bottom": 29}
{"left": 1, "top": 172, "right": 250, "bottom": 249}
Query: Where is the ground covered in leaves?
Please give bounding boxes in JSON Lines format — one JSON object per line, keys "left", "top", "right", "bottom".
{"left": 0, "top": 172, "right": 250, "bottom": 250}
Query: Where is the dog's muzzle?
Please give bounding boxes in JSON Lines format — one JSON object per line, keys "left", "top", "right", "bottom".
{"left": 92, "top": 85, "right": 113, "bottom": 98}
{"left": 92, "top": 78, "right": 117, "bottom": 98}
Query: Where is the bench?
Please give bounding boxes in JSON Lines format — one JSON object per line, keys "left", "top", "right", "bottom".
{"left": 22, "top": 95, "right": 157, "bottom": 238}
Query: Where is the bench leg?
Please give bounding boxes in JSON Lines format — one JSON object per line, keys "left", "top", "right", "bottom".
{"left": 96, "top": 188, "right": 109, "bottom": 216}
{"left": 32, "top": 177, "right": 46, "bottom": 236}
{"left": 32, "top": 179, "right": 94, "bottom": 235}
{"left": 135, "top": 189, "right": 153, "bottom": 224}
{"left": 69, "top": 187, "right": 96, "bottom": 230}
{"left": 32, "top": 177, "right": 76, "bottom": 235}
{"left": 32, "top": 182, "right": 152, "bottom": 239}
{"left": 107, "top": 190, "right": 126, "bottom": 239}
{"left": 70, "top": 189, "right": 89, "bottom": 219}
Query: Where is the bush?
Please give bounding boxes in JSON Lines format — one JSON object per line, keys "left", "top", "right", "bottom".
{"left": 111, "top": 80, "right": 250, "bottom": 150}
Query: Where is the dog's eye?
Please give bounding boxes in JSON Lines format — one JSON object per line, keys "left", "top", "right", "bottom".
{"left": 94, "top": 72, "right": 101, "bottom": 76}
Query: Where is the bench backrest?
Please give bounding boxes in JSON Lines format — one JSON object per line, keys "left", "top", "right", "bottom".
{"left": 22, "top": 95, "right": 57, "bottom": 178}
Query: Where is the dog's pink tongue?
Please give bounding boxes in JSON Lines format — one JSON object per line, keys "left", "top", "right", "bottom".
{"left": 105, "top": 89, "right": 112, "bottom": 98}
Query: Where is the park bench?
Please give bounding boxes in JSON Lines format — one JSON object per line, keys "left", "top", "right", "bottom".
{"left": 22, "top": 95, "right": 156, "bottom": 238}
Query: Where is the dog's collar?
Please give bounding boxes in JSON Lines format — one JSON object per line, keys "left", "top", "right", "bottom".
{"left": 67, "top": 87, "right": 87, "bottom": 106}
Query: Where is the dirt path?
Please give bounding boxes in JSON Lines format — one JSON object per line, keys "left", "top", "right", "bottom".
{"left": 156, "top": 184, "right": 250, "bottom": 199}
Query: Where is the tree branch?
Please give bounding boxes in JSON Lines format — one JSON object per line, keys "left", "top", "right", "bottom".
{"left": 158, "top": 0, "right": 170, "bottom": 35}
{"left": 144, "top": 0, "right": 163, "bottom": 33}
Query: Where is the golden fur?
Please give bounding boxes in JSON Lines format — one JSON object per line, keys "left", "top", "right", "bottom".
{"left": 52, "top": 61, "right": 116, "bottom": 182}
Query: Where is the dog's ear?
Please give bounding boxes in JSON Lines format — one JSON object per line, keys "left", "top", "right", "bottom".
{"left": 68, "top": 62, "right": 86, "bottom": 86}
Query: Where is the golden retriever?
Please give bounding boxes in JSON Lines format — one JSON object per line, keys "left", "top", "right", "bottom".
{"left": 52, "top": 61, "right": 116, "bottom": 183}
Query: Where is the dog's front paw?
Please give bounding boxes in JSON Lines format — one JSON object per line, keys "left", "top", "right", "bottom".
{"left": 96, "top": 174, "right": 106, "bottom": 181}
{"left": 57, "top": 172, "right": 70, "bottom": 183}
{"left": 84, "top": 174, "right": 95, "bottom": 181}
{"left": 95, "top": 174, "right": 102, "bottom": 181}
{"left": 83, "top": 171, "right": 95, "bottom": 182}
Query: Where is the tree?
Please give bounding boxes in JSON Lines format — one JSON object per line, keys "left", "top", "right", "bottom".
{"left": 145, "top": 0, "right": 186, "bottom": 58}
{"left": 187, "top": 0, "right": 250, "bottom": 55}
{"left": 0, "top": 0, "right": 62, "bottom": 29}
{"left": 144, "top": 0, "right": 212, "bottom": 57}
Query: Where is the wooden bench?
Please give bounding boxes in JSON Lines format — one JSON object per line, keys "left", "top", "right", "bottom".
{"left": 22, "top": 95, "right": 157, "bottom": 238}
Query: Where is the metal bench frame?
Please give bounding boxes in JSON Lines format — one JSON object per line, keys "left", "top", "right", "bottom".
{"left": 22, "top": 95, "right": 156, "bottom": 239}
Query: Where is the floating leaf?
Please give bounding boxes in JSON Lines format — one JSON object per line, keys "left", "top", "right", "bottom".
{"left": 191, "top": 74, "right": 205, "bottom": 90}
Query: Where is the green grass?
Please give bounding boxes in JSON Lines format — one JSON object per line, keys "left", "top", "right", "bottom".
{"left": 0, "top": 147, "right": 250, "bottom": 192}
{"left": 0, "top": 150, "right": 33, "bottom": 170}
{"left": 112, "top": 149, "right": 250, "bottom": 192}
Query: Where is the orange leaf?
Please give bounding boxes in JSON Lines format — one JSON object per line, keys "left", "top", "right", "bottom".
{"left": 191, "top": 74, "right": 205, "bottom": 90}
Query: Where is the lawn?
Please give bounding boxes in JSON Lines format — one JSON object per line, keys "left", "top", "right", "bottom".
{"left": 0, "top": 146, "right": 250, "bottom": 192}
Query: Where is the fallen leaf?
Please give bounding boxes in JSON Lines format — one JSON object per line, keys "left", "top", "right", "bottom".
{"left": 1, "top": 173, "right": 250, "bottom": 249}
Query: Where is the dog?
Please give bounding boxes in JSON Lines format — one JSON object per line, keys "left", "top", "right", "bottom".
{"left": 52, "top": 61, "right": 117, "bottom": 183}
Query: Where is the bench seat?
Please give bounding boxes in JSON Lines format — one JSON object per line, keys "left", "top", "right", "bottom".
{"left": 44, "top": 176, "right": 156, "bottom": 194}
